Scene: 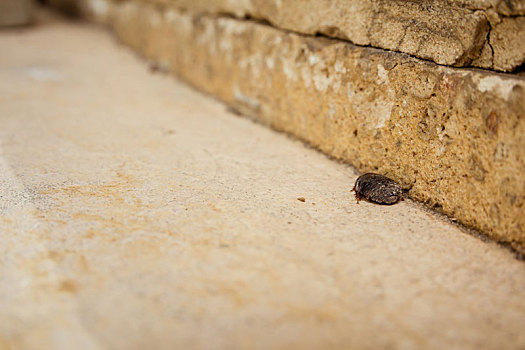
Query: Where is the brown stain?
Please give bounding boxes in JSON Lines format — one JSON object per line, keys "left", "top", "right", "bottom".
{"left": 37, "top": 170, "right": 163, "bottom": 237}
{"left": 486, "top": 111, "right": 498, "bottom": 135}
{"left": 0, "top": 216, "right": 13, "bottom": 224}
{"left": 206, "top": 202, "right": 221, "bottom": 212}
{"left": 58, "top": 279, "right": 78, "bottom": 294}
{"left": 83, "top": 228, "right": 99, "bottom": 239}
{"left": 34, "top": 168, "right": 187, "bottom": 267}
{"left": 39, "top": 170, "right": 137, "bottom": 204}
{"left": 48, "top": 250, "right": 62, "bottom": 261}
{"left": 439, "top": 73, "right": 459, "bottom": 101}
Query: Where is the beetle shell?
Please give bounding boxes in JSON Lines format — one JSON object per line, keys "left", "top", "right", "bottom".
{"left": 352, "top": 173, "right": 402, "bottom": 205}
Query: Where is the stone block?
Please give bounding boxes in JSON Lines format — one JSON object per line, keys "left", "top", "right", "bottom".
{"left": 151, "top": 0, "right": 525, "bottom": 72}
{"left": 53, "top": 0, "right": 525, "bottom": 71}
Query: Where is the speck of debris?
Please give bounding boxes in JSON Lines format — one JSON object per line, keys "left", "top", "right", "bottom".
{"left": 149, "top": 62, "right": 160, "bottom": 73}
{"left": 297, "top": 197, "right": 306, "bottom": 202}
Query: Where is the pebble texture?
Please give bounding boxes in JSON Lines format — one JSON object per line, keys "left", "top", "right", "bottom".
{"left": 103, "top": 0, "right": 525, "bottom": 72}
{"left": 83, "top": 0, "right": 525, "bottom": 252}
{"left": 1, "top": 13, "right": 525, "bottom": 350}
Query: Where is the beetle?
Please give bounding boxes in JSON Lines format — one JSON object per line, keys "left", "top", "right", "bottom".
{"left": 351, "top": 173, "right": 403, "bottom": 205}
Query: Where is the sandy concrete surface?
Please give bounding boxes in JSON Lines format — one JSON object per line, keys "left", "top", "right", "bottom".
{"left": 1, "top": 12, "right": 525, "bottom": 350}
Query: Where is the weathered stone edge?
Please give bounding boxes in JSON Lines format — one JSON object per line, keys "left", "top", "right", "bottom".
{"left": 73, "top": 0, "right": 525, "bottom": 253}
{"left": 53, "top": 0, "right": 525, "bottom": 72}
{"left": 128, "top": 0, "right": 525, "bottom": 72}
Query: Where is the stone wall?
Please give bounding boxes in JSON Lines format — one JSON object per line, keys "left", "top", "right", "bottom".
{"left": 109, "top": 0, "right": 525, "bottom": 72}
{"left": 53, "top": 0, "right": 525, "bottom": 253}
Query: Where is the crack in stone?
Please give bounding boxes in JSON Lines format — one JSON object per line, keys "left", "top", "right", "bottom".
{"left": 486, "top": 20, "right": 496, "bottom": 68}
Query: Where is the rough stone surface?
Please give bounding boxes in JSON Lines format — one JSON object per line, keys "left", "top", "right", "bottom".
{"left": 2, "top": 12, "right": 525, "bottom": 350}
{"left": 488, "top": 16, "right": 525, "bottom": 71}
{"left": 100, "top": 0, "right": 525, "bottom": 72}
{"left": 89, "top": 0, "right": 525, "bottom": 252}
{"left": 0, "top": 0, "right": 33, "bottom": 26}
